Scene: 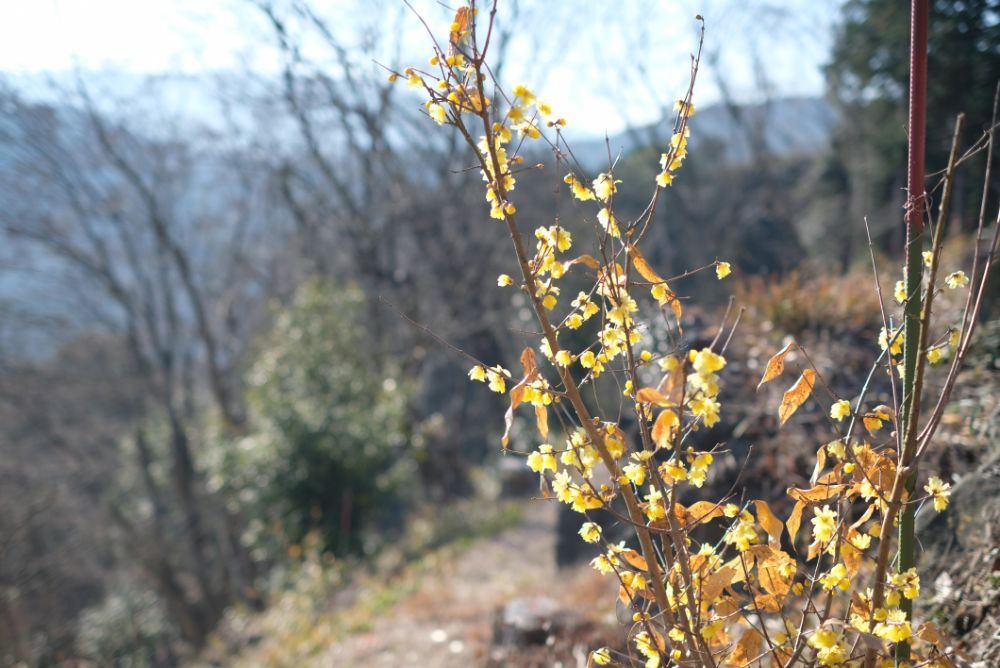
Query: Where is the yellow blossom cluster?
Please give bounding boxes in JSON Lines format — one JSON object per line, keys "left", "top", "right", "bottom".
{"left": 468, "top": 364, "right": 510, "bottom": 393}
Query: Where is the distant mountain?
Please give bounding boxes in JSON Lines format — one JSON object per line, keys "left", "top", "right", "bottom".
{"left": 570, "top": 96, "right": 838, "bottom": 169}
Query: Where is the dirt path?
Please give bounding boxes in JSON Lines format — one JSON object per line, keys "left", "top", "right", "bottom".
{"left": 324, "top": 501, "right": 611, "bottom": 667}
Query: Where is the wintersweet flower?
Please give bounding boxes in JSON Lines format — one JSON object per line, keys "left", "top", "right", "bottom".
{"left": 578, "top": 521, "right": 602, "bottom": 543}
{"left": 811, "top": 505, "right": 837, "bottom": 546}
{"left": 819, "top": 563, "right": 850, "bottom": 591}
{"left": 945, "top": 270, "right": 969, "bottom": 288}
{"left": 924, "top": 476, "right": 951, "bottom": 511}
{"left": 894, "top": 280, "right": 907, "bottom": 304}
{"left": 830, "top": 400, "right": 851, "bottom": 421}
{"left": 526, "top": 444, "right": 557, "bottom": 473}
{"left": 874, "top": 609, "right": 912, "bottom": 643}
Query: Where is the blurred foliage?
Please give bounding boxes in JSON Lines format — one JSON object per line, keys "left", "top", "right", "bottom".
{"left": 735, "top": 268, "right": 884, "bottom": 337}
{"left": 212, "top": 278, "right": 414, "bottom": 559}
{"left": 76, "top": 584, "right": 175, "bottom": 667}
{"left": 825, "top": 0, "right": 1000, "bottom": 242}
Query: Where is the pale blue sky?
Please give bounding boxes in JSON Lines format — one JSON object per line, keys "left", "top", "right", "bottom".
{"left": 0, "top": 1, "right": 843, "bottom": 135}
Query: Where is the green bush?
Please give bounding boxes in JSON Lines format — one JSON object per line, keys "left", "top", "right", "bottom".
{"left": 219, "top": 278, "right": 413, "bottom": 559}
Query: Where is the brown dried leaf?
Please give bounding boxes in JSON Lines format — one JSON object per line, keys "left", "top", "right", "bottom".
{"left": 810, "top": 445, "right": 827, "bottom": 485}
{"left": 568, "top": 254, "right": 600, "bottom": 270}
{"left": 841, "top": 539, "right": 862, "bottom": 578}
{"left": 680, "top": 500, "right": 725, "bottom": 527}
{"left": 501, "top": 348, "right": 540, "bottom": 447}
{"left": 534, "top": 404, "right": 548, "bottom": 441}
{"left": 754, "top": 500, "right": 784, "bottom": 545}
{"left": 787, "top": 483, "right": 847, "bottom": 504}
{"left": 621, "top": 548, "right": 648, "bottom": 572}
{"left": 757, "top": 341, "right": 794, "bottom": 391}
{"left": 635, "top": 387, "right": 671, "bottom": 406}
{"left": 449, "top": 6, "right": 471, "bottom": 46}
{"left": 651, "top": 409, "right": 680, "bottom": 449}
{"left": 778, "top": 368, "right": 816, "bottom": 426}
{"left": 786, "top": 500, "right": 804, "bottom": 546}
{"left": 726, "top": 627, "right": 763, "bottom": 667}
{"left": 628, "top": 244, "right": 682, "bottom": 330}
{"left": 657, "top": 363, "right": 685, "bottom": 405}
{"left": 627, "top": 244, "right": 666, "bottom": 284}
{"left": 701, "top": 566, "right": 735, "bottom": 603}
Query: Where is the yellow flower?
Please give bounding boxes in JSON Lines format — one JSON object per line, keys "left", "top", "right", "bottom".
{"left": 690, "top": 348, "right": 726, "bottom": 374}
{"left": 948, "top": 328, "right": 962, "bottom": 347}
{"left": 819, "top": 563, "right": 850, "bottom": 591}
{"left": 622, "top": 462, "right": 646, "bottom": 487}
{"left": 811, "top": 505, "right": 837, "bottom": 546}
{"left": 894, "top": 280, "right": 907, "bottom": 304}
{"left": 825, "top": 439, "right": 846, "bottom": 458}
{"left": 716, "top": 261, "right": 731, "bottom": 279}
{"left": 922, "top": 250, "right": 933, "bottom": 267}
{"left": 427, "top": 102, "right": 447, "bottom": 125}
{"left": 486, "top": 367, "right": 509, "bottom": 393}
{"left": 578, "top": 521, "right": 602, "bottom": 543}
{"left": 807, "top": 628, "right": 848, "bottom": 667}
{"left": 673, "top": 98, "right": 696, "bottom": 117}
{"left": 511, "top": 83, "right": 536, "bottom": 106}
{"left": 596, "top": 207, "right": 621, "bottom": 238}
{"left": 723, "top": 503, "right": 739, "bottom": 518}
{"left": 889, "top": 567, "right": 920, "bottom": 600}
{"left": 591, "top": 648, "right": 612, "bottom": 665}
{"left": 497, "top": 274, "right": 513, "bottom": 287}
{"left": 656, "top": 170, "right": 674, "bottom": 187}
{"left": 542, "top": 294, "right": 557, "bottom": 310}
{"left": 723, "top": 509, "right": 758, "bottom": 551}
{"left": 879, "top": 326, "right": 904, "bottom": 356}
{"left": 563, "top": 174, "right": 595, "bottom": 201}
{"left": 592, "top": 173, "right": 617, "bottom": 201}
{"left": 874, "top": 609, "right": 912, "bottom": 643}
{"left": 830, "top": 400, "right": 851, "bottom": 422}
{"left": 945, "top": 270, "right": 969, "bottom": 289}
{"left": 526, "top": 444, "right": 557, "bottom": 473}
{"left": 924, "top": 476, "right": 951, "bottom": 511}
{"left": 469, "top": 365, "right": 487, "bottom": 382}
{"left": 554, "top": 349, "right": 573, "bottom": 367}
{"left": 926, "top": 347, "right": 942, "bottom": 364}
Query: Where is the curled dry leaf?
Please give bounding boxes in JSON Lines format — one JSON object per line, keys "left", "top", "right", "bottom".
{"left": 651, "top": 409, "right": 680, "bottom": 449}
{"left": 448, "top": 6, "right": 471, "bottom": 47}
{"left": 568, "top": 254, "right": 600, "bottom": 270}
{"left": 628, "top": 244, "right": 682, "bottom": 329}
{"left": 501, "top": 347, "right": 540, "bottom": 447}
{"left": 778, "top": 368, "right": 816, "bottom": 426}
{"left": 620, "top": 548, "right": 648, "bottom": 572}
{"left": 753, "top": 500, "right": 783, "bottom": 545}
{"left": 534, "top": 404, "right": 548, "bottom": 441}
{"left": 635, "top": 387, "right": 672, "bottom": 406}
{"left": 726, "top": 627, "right": 763, "bottom": 666}
{"left": 757, "top": 341, "right": 795, "bottom": 391}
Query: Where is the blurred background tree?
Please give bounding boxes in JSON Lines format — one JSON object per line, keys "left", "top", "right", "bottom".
{"left": 216, "top": 279, "right": 412, "bottom": 559}
{"left": 821, "top": 0, "right": 1000, "bottom": 259}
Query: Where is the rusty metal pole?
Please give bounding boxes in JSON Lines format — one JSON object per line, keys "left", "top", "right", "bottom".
{"left": 897, "top": 0, "right": 928, "bottom": 664}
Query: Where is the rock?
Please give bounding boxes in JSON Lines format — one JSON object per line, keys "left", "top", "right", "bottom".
{"left": 916, "top": 455, "right": 1000, "bottom": 576}
{"left": 491, "top": 596, "right": 566, "bottom": 647}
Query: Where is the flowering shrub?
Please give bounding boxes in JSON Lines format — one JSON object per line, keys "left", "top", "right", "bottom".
{"left": 392, "top": 3, "right": 998, "bottom": 666}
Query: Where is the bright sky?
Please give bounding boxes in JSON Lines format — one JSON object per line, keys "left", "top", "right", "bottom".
{"left": 0, "top": 0, "right": 843, "bottom": 135}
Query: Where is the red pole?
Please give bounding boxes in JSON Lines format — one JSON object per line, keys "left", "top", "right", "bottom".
{"left": 898, "top": 0, "right": 928, "bottom": 664}
{"left": 907, "top": 0, "right": 928, "bottom": 234}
